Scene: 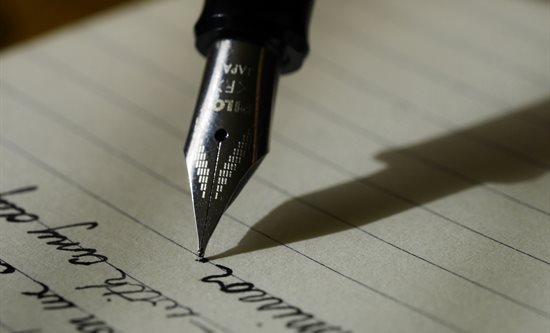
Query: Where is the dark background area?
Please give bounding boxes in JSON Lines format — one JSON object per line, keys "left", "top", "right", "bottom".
{"left": 0, "top": 0, "right": 135, "bottom": 49}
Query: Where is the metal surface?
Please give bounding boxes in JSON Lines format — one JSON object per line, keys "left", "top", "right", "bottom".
{"left": 184, "top": 39, "right": 279, "bottom": 258}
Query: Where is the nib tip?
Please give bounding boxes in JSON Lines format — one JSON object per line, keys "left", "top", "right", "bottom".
{"left": 195, "top": 248, "right": 208, "bottom": 262}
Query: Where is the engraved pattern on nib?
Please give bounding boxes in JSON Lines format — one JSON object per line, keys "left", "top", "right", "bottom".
{"left": 194, "top": 145, "right": 210, "bottom": 199}
{"left": 214, "top": 131, "right": 251, "bottom": 200}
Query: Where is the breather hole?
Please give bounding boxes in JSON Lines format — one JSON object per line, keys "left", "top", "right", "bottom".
{"left": 215, "top": 128, "right": 229, "bottom": 142}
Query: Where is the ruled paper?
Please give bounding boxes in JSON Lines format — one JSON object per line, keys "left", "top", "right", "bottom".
{"left": 1, "top": 0, "right": 549, "bottom": 332}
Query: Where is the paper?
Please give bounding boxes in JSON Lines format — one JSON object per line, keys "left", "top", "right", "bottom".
{"left": 1, "top": 0, "right": 549, "bottom": 332}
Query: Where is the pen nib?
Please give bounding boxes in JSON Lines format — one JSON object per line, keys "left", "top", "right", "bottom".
{"left": 184, "top": 39, "right": 278, "bottom": 257}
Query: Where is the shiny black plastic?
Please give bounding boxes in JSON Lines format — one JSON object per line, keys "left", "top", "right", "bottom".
{"left": 194, "top": 0, "right": 314, "bottom": 74}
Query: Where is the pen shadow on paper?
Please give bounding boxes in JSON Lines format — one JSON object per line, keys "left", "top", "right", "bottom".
{"left": 211, "top": 98, "right": 550, "bottom": 259}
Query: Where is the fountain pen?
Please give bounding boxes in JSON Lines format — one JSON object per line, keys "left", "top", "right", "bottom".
{"left": 184, "top": 0, "right": 314, "bottom": 258}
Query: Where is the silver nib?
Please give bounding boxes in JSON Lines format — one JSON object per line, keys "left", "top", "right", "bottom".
{"left": 184, "top": 39, "right": 279, "bottom": 258}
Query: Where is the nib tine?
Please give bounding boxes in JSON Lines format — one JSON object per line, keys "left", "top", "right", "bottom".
{"left": 195, "top": 246, "right": 209, "bottom": 263}
{"left": 195, "top": 213, "right": 218, "bottom": 259}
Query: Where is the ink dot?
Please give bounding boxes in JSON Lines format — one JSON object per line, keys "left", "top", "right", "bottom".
{"left": 257, "top": 322, "right": 263, "bottom": 327}
{"left": 107, "top": 298, "right": 111, "bottom": 302}
{"left": 214, "top": 128, "right": 229, "bottom": 142}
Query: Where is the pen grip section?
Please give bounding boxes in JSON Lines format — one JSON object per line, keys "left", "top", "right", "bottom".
{"left": 194, "top": 0, "right": 314, "bottom": 74}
